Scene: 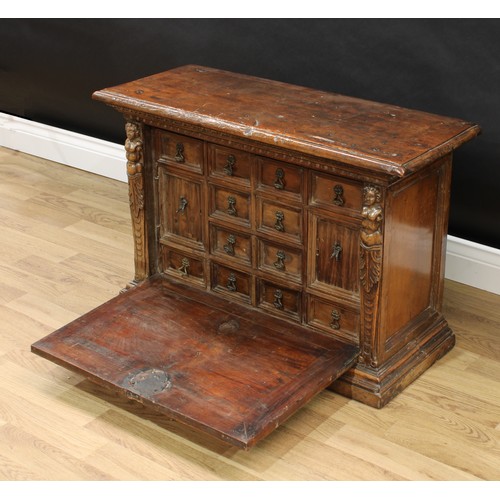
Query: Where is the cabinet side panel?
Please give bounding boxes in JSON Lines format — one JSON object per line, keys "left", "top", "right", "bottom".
{"left": 379, "top": 170, "right": 439, "bottom": 354}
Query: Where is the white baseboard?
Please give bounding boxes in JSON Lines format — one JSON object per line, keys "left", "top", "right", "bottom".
{"left": 0, "top": 112, "right": 127, "bottom": 182}
{"left": 445, "top": 236, "right": 500, "bottom": 295}
{"left": 1, "top": 112, "right": 499, "bottom": 295}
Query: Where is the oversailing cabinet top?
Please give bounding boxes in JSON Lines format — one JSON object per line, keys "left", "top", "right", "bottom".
{"left": 93, "top": 64, "right": 480, "bottom": 176}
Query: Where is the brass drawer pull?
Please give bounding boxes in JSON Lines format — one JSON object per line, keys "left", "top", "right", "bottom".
{"left": 330, "top": 309, "right": 341, "bottom": 330}
{"left": 274, "top": 168, "right": 285, "bottom": 190}
{"left": 273, "top": 250, "right": 286, "bottom": 270}
{"left": 176, "top": 196, "right": 188, "bottom": 214}
{"left": 223, "top": 234, "right": 236, "bottom": 256}
{"left": 274, "top": 211, "right": 285, "bottom": 232}
{"left": 333, "top": 184, "right": 344, "bottom": 206}
{"left": 227, "top": 196, "right": 237, "bottom": 216}
{"left": 273, "top": 289, "right": 284, "bottom": 310}
{"left": 175, "top": 143, "right": 185, "bottom": 163}
{"left": 227, "top": 273, "right": 237, "bottom": 292}
{"left": 330, "top": 242, "right": 342, "bottom": 261}
{"left": 223, "top": 154, "right": 236, "bottom": 176}
{"left": 178, "top": 257, "right": 190, "bottom": 275}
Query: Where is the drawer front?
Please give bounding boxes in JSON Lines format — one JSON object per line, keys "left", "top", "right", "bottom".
{"left": 258, "top": 280, "right": 301, "bottom": 321}
{"left": 209, "top": 185, "right": 251, "bottom": 227}
{"left": 155, "top": 130, "right": 204, "bottom": 174}
{"left": 211, "top": 263, "right": 252, "bottom": 304}
{"left": 309, "top": 214, "right": 359, "bottom": 294}
{"left": 257, "top": 198, "right": 302, "bottom": 244}
{"left": 208, "top": 144, "right": 253, "bottom": 186}
{"left": 310, "top": 172, "right": 363, "bottom": 214}
{"left": 162, "top": 247, "right": 206, "bottom": 287}
{"left": 160, "top": 171, "right": 204, "bottom": 249}
{"left": 258, "top": 159, "right": 304, "bottom": 199}
{"left": 307, "top": 295, "right": 359, "bottom": 343}
{"left": 258, "top": 239, "right": 302, "bottom": 283}
{"left": 210, "top": 225, "right": 252, "bottom": 266}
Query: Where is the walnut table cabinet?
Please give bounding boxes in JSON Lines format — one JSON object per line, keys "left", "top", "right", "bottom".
{"left": 32, "top": 66, "right": 480, "bottom": 449}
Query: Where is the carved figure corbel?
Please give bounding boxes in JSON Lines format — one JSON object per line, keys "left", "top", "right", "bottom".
{"left": 359, "top": 184, "right": 383, "bottom": 367}
{"left": 124, "top": 121, "right": 148, "bottom": 286}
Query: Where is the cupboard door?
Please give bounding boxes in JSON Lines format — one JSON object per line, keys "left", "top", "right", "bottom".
{"left": 159, "top": 170, "right": 204, "bottom": 250}
{"left": 309, "top": 214, "right": 359, "bottom": 294}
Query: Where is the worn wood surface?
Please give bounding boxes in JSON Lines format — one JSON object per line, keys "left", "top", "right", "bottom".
{"left": 1, "top": 147, "right": 499, "bottom": 479}
{"left": 32, "top": 277, "right": 358, "bottom": 449}
{"left": 93, "top": 65, "right": 480, "bottom": 176}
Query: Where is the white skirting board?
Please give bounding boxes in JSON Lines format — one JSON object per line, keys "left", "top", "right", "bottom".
{"left": 1, "top": 112, "right": 499, "bottom": 295}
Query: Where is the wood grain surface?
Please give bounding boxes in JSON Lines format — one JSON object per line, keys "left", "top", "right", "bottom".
{"left": 1, "top": 146, "right": 499, "bottom": 480}
{"left": 93, "top": 65, "right": 480, "bottom": 176}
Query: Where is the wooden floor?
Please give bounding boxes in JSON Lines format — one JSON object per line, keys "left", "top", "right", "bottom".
{"left": 1, "top": 145, "right": 499, "bottom": 481}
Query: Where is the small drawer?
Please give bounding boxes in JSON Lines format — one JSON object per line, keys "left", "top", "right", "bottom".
{"left": 208, "top": 144, "right": 253, "bottom": 186}
{"left": 258, "top": 159, "right": 304, "bottom": 200}
{"left": 211, "top": 263, "right": 252, "bottom": 304}
{"left": 258, "top": 240, "right": 302, "bottom": 283}
{"left": 162, "top": 247, "right": 206, "bottom": 288}
{"left": 257, "top": 198, "right": 302, "bottom": 244}
{"left": 310, "top": 172, "right": 362, "bottom": 213}
{"left": 210, "top": 225, "right": 252, "bottom": 266}
{"left": 209, "top": 184, "right": 251, "bottom": 227}
{"left": 307, "top": 295, "right": 359, "bottom": 343}
{"left": 155, "top": 130, "right": 204, "bottom": 174}
{"left": 258, "top": 280, "right": 301, "bottom": 322}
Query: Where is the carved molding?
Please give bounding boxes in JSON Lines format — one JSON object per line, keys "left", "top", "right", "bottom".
{"left": 359, "top": 184, "right": 383, "bottom": 368}
{"left": 125, "top": 121, "right": 148, "bottom": 284}
{"left": 115, "top": 107, "right": 392, "bottom": 182}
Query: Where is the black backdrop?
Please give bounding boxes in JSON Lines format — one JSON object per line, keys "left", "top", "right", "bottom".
{"left": 1, "top": 19, "right": 499, "bottom": 249}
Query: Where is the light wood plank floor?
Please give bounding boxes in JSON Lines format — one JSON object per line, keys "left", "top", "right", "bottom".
{"left": 1, "top": 146, "right": 499, "bottom": 481}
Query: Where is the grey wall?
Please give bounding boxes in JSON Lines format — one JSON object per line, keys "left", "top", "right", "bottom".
{"left": 1, "top": 19, "right": 498, "bottom": 248}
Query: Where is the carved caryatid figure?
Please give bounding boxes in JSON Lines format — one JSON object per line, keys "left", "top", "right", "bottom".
{"left": 125, "top": 122, "right": 143, "bottom": 177}
{"left": 360, "top": 185, "right": 383, "bottom": 293}
{"left": 124, "top": 122, "right": 148, "bottom": 284}
{"left": 359, "top": 184, "right": 383, "bottom": 367}
{"left": 360, "top": 185, "right": 383, "bottom": 249}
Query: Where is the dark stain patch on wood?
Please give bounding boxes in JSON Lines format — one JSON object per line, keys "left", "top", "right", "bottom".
{"left": 31, "top": 278, "right": 359, "bottom": 449}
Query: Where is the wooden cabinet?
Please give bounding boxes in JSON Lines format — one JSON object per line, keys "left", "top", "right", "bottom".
{"left": 31, "top": 65, "right": 480, "bottom": 449}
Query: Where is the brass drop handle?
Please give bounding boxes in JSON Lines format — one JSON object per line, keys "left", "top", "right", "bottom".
{"left": 330, "top": 309, "right": 341, "bottom": 330}
{"left": 273, "top": 289, "right": 284, "bottom": 310}
{"left": 274, "top": 211, "right": 285, "bottom": 232}
{"left": 273, "top": 250, "right": 286, "bottom": 270}
{"left": 333, "top": 184, "right": 344, "bottom": 206}
{"left": 223, "top": 234, "right": 236, "bottom": 256}
{"left": 223, "top": 154, "right": 236, "bottom": 176}
{"left": 227, "top": 273, "right": 237, "bottom": 292}
{"left": 176, "top": 196, "right": 188, "bottom": 214}
{"left": 178, "top": 257, "right": 190, "bottom": 275}
{"left": 330, "top": 242, "right": 342, "bottom": 261}
{"left": 227, "top": 196, "right": 237, "bottom": 216}
{"left": 175, "top": 143, "right": 185, "bottom": 163}
{"left": 274, "top": 168, "right": 285, "bottom": 190}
